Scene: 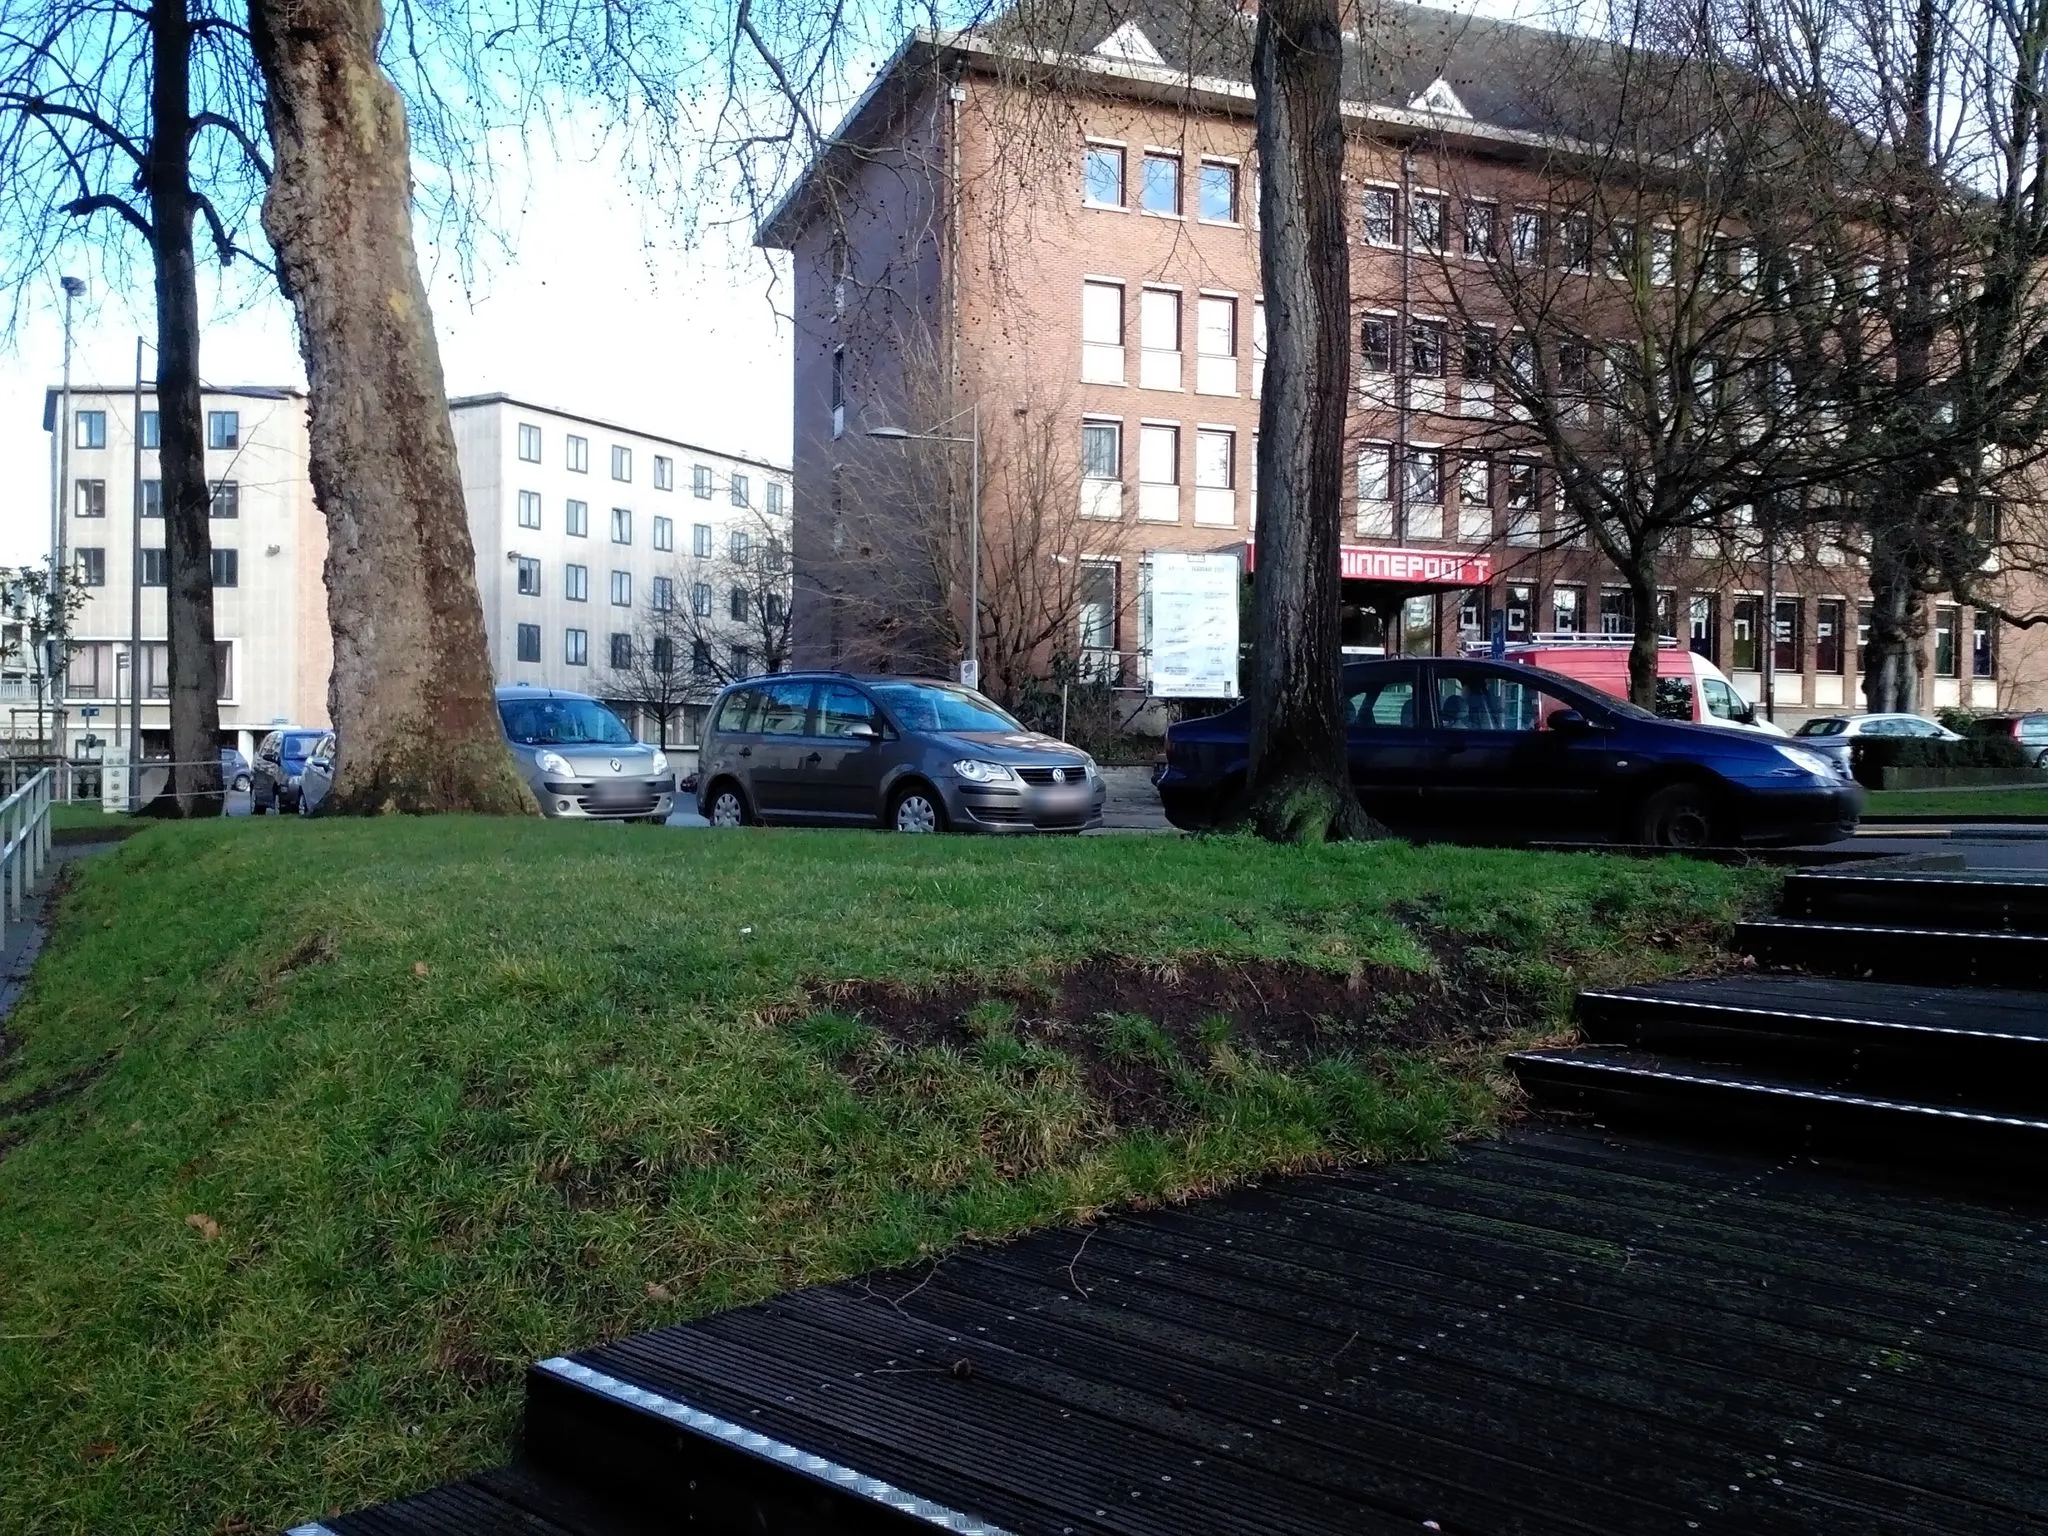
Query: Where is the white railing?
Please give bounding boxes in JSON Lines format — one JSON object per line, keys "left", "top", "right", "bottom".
{"left": 0, "top": 768, "right": 54, "bottom": 951}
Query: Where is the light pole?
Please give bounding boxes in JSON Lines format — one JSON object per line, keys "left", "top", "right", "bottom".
{"left": 53, "top": 275, "right": 84, "bottom": 762}
{"left": 129, "top": 335, "right": 152, "bottom": 809}
{"left": 868, "top": 402, "right": 981, "bottom": 688}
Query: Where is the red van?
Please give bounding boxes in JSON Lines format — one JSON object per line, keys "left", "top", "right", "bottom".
{"left": 1463, "top": 635, "right": 1789, "bottom": 736}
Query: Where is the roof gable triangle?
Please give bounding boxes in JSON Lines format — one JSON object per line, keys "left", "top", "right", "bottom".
{"left": 1408, "top": 77, "right": 1472, "bottom": 118}
{"left": 1095, "top": 21, "right": 1166, "bottom": 66}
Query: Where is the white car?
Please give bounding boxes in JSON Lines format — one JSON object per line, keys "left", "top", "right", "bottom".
{"left": 1792, "top": 712, "right": 1960, "bottom": 775}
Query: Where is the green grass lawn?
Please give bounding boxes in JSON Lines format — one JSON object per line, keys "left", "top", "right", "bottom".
{"left": 1864, "top": 785, "right": 2048, "bottom": 817}
{"left": 0, "top": 819, "right": 1774, "bottom": 1534}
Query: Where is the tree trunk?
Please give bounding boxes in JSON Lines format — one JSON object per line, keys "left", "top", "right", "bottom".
{"left": 247, "top": 0, "right": 530, "bottom": 814}
{"left": 1864, "top": 533, "right": 1922, "bottom": 713}
{"left": 148, "top": 0, "right": 221, "bottom": 816}
{"left": 1241, "top": 0, "right": 1379, "bottom": 843}
{"left": 1626, "top": 557, "right": 1660, "bottom": 711}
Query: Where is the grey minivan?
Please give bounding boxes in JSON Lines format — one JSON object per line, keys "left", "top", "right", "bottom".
{"left": 496, "top": 685, "right": 675, "bottom": 821}
{"left": 696, "top": 672, "right": 1105, "bottom": 833}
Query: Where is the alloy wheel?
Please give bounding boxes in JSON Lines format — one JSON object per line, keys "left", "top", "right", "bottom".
{"left": 894, "top": 793, "right": 939, "bottom": 833}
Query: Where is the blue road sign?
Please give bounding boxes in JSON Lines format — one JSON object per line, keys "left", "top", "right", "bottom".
{"left": 1489, "top": 610, "right": 1507, "bottom": 660}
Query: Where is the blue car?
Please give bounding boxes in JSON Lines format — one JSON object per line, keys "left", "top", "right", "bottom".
{"left": 252, "top": 726, "right": 332, "bottom": 814}
{"left": 1154, "top": 656, "right": 1863, "bottom": 848}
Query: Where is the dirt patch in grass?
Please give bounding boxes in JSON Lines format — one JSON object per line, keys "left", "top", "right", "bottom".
{"left": 806, "top": 946, "right": 1538, "bottom": 1128}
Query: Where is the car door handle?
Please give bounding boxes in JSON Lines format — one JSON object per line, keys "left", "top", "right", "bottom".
{"left": 804, "top": 752, "right": 821, "bottom": 765}
{"left": 738, "top": 746, "right": 752, "bottom": 758}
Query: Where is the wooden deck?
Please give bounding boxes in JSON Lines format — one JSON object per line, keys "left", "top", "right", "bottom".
{"left": 313, "top": 1125, "right": 2048, "bottom": 1535}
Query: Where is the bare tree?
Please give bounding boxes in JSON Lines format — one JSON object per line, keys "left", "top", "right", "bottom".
{"left": 0, "top": 0, "right": 275, "bottom": 812}
{"left": 665, "top": 506, "right": 797, "bottom": 695}
{"left": 606, "top": 592, "right": 699, "bottom": 748}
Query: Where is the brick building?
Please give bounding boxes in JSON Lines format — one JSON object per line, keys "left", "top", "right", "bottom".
{"left": 761, "top": 0, "right": 2048, "bottom": 719}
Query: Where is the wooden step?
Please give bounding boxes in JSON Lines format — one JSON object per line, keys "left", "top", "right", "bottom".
{"left": 1510, "top": 1046, "right": 2048, "bottom": 1174}
{"left": 1781, "top": 871, "right": 2048, "bottom": 934}
{"left": 1735, "top": 917, "right": 2048, "bottom": 988}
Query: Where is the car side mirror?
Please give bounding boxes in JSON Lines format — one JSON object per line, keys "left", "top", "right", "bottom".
{"left": 1549, "top": 708, "right": 1595, "bottom": 735}
{"left": 847, "top": 721, "right": 879, "bottom": 741}
{"left": 1738, "top": 703, "right": 1757, "bottom": 724}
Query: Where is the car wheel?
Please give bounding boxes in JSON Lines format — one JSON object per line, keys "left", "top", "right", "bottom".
{"left": 891, "top": 784, "right": 945, "bottom": 834}
{"left": 234, "top": 773, "right": 251, "bottom": 793}
{"left": 1633, "top": 783, "right": 1718, "bottom": 850}
{"left": 707, "top": 783, "right": 751, "bottom": 828}
{"left": 297, "top": 790, "right": 316, "bottom": 817}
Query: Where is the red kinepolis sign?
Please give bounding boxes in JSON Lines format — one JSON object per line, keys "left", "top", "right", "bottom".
{"left": 1240, "top": 541, "right": 1494, "bottom": 587}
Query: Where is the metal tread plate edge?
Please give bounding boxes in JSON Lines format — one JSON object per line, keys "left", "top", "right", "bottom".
{"left": 535, "top": 1356, "right": 1015, "bottom": 1536}
{"left": 1575, "top": 988, "right": 2048, "bottom": 1044}
{"left": 1739, "top": 919, "right": 2048, "bottom": 941}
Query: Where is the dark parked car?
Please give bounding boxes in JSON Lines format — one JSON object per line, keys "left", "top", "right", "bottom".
{"left": 220, "top": 746, "right": 251, "bottom": 795}
{"left": 296, "top": 734, "right": 336, "bottom": 815}
{"left": 253, "top": 727, "right": 330, "bottom": 813}
{"left": 1966, "top": 712, "right": 2048, "bottom": 766}
{"left": 1155, "top": 657, "right": 1862, "bottom": 848}
{"left": 697, "top": 673, "right": 1105, "bottom": 833}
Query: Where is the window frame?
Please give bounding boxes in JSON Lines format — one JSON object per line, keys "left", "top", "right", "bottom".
{"left": 653, "top": 455, "right": 674, "bottom": 491}
{"left": 206, "top": 410, "right": 240, "bottom": 450}
{"left": 517, "top": 422, "right": 542, "bottom": 463}
{"left": 565, "top": 628, "right": 589, "bottom": 667}
{"left": 1197, "top": 159, "right": 1240, "bottom": 223}
{"left": 516, "top": 622, "right": 542, "bottom": 663}
{"left": 565, "top": 562, "right": 589, "bottom": 602}
{"left": 1139, "top": 149, "right": 1182, "bottom": 216}
{"left": 567, "top": 434, "right": 589, "bottom": 473}
{"left": 611, "top": 506, "right": 632, "bottom": 544}
{"left": 517, "top": 489, "right": 542, "bottom": 530}
{"left": 611, "top": 444, "right": 632, "bottom": 482}
{"left": 76, "top": 410, "right": 106, "bottom": 449}
{"left": 1083, "top": 141, "right": 1126, "bottom": 208}
{"left": 1362, "top": 184, "right": 1399, "bottom": 247}
{"left": 566, "top": 499, "right": 588, "bottom": 538}
{"left": 653, "top": 515, "right": 674, "bottom": 552}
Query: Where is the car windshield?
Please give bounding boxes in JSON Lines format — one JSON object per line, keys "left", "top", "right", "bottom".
{"left": 499, "top": 696, "right": 635, "bottom": 746}
{"left": 281, "top": 732, "right": 325, "bottom": 757}
{"left": 871, "top": 682, "right": 1023, "bottom": 734}
{"left": 1796, "top": 719, "right": 1847, "bottom": 736}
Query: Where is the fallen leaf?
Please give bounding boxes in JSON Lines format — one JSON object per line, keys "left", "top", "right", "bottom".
{"left": 83, "top": 1440, "right": 117, "bottom": 1462}
{"left": 412, "top": 961, "right": 431, "bottom": 978}
{"left": 645, "top": 1282, "right": 671, "bottom": 1301}
{"left": 185, "top": 1213, "right": 220, "bottom": 1241}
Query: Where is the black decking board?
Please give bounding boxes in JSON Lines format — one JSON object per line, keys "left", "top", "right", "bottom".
{"left": 522, "top": 1130, "right": 2048, "bottom": 1536}
{"left": 1585, "top": 974, "right": 2048, "bottom": 1040}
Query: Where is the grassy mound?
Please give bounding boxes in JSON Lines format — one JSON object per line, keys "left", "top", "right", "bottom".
{"left": 0, "top": 818, "right": 1773, "bottom": 1533}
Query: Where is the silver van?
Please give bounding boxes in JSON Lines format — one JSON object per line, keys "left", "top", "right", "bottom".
{"left": 496, "top": 685, "right": 675, "bottom": 821}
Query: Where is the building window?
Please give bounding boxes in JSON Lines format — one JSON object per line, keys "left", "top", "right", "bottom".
{"left": 207, "top": 410, "right": 239, "bottom": 449}
{"left": 654, "top": 455, "right": 673, "bottom": 491}
{"left": 1504, "top": 582, "right": 1533, "bottom": 639}
{"left": 651, "top": 576, "right": 674, "bottom": 611}
{"left": 653, "top": 636, "right": 674, "bottom": 674}
{"left": 1552, "top": 583, "right": 1583, "bottom": 633}
{"left": 693, "top": 522, "right": 713, "bottom": 557}
{"left": 767, "top": 482, "right": 785, "bottom": 516}
{"left": 1974, "top": 611, "right": 1995, "bottom": 677}
{"left": 653, "top": 515, "right": 674, "bottom": 552}
{"left": 611, "top": 570, "right": 632, "bottom": 606}
{"left": 1363, "top": 185, "right": 1398, "bottom": 246}
{"left": 74, "top": 479, "right": 106, "bottom": 518}
{"left": 831, "top": 347, "right": 846, "bottom": 438}
{"left": 517, "top": 622, "right": 541, "bottom": 663}
{"left": 731, "top": 526, "right": 751, "bottom": 561}
{"left": 610, "top": 445, "right": 633, "bottom": 481}
{"left": 1358, "top": 443, "right": 1392, "bottom": 502}
{"left": 1139, "top": 424, "right": 1179, "bottom": 484}
{"left": 1198, "top": 160, "right": 1238, "bottom": 222}
{"left": 210, "top": 481, "right": 238, "bottom": 518}
{"left": 692, "top": 641, "right": 712, "bottom": 679}
{"left": 517, "top": 422, "right": 542, "bottom": 462}
{"left": 730, "top": 585, "right": 750, "bottom": 621}
{"left": 1599, "top": 587, "right": 1634, "bottom": 635}
{"left": 1410, "top": 193, "right": 1445, "bottom": 253}
{"left": 516, "top": 556, "right": 541, "bottom": 595}
{"left": 1458, "top": 457, "right": 1492, "bottom": 538}
{"left": 610, "top": 632, "right": 632, "bottom": 669}
{"left": 1657, "top": 590, "right": 1678, "bottom": 640}
{"left": 211, "top": 548, "right": 238, "bottom": 588}
{"left": 1559, "top": 213, "right": 1592, "bottom": 272}
{"left": 566, "top": 499, "right": 588, "bottom": 537}
{"left": 567, "top": 434, "right": 589, "bottom": 472}
{"left": 692, "top": 581, "right": 712, "bottom": 617}
{"left": 692, "top": 463, "right": 713, "bottom": 498}
{"left": 730, "top": 473, "right": 750, "bottom": 507}
{"left": 1935, "top": 604, "right": 1960, "bottom": 677}
{"left": 138, "top": 479, "right": 162, "bottom": 518}
{"left": 565, "top": 562, "right": 588, "bottom": 601}
{"left": 1511, "top": 208, "right": 1547, "bottom": 265}
{"left": 1691, "top": 595, "right": 1719, "bottom": 662}
{"left": 76, "top": 547, "right": 105, "bottom": 586}
{"left": 1196, "top": 295, "right": 1236, "bottom": 391}
{"left": 732, "top": 645, "right": 753, "bottom": 678}
{"left": 1082, "top": 419, "right": 1121, "bottom": 480}
{"left": 1084, "top": 143, "right": 1125, "bottom": 207}
{"left": 141, "top": 548, "right": 167, "bottom": 586}
{"left": 76, "top": 410, "right": 106, "bottom": 449}
{"left": 1140, "top": 151, "right": 1180, "bottom": 214}
{"left": 1410, "top": 319, "right": 1447, "bottom": 378}
{"left": 1731, "top": 596, "right": 1760, "bottom": 671}
{"left": 1651, "top": 226, "right": 1676, "bottom": 286}
{"left": 1462, "top": 326, "right": 1497, "bottom": 381}
{"left": 766, "top": 592, "right": 785, "bottom": 626}
{"left": 517, "top": 489, "right": 542, "bottom": 529}
{"left": 1140, "top": 287, "right": 1179, "bottom": 358}
{"left": 1361, "top": 316, "right": 1393, "bottom": 375}
{"left": 565, "top": 628, "right": 589, "bottom": 666}
{"left": 1773, "top": 597, "right": 1803, "bottom": 674}
{"left": 1404, "top": 448, "right": 1443, "bottom": 508}
{"left": 1816, "top": 599, "right": 1845, "bottom": 673}
{"left": 1195, "top": 428, "right": 1235, "bottom": 490}
{"left": 1082, "top": 280, "right": 1125, "bottom": 382}
{"left": 611, "top": 507, "right": 631, "bottom": 544}
{"left": 1463, "top": 200, "right": 1496, "bottom": 259}
{"left": 1607, "top": 220, "right": 1638, "bottom": 279}
{"left": 139, "top": 410, "right": 160, "bottom": 449}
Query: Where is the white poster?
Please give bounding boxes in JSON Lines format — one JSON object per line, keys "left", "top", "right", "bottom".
{"left": 1148, "top": 550, "right": 1241, "bottom": 698}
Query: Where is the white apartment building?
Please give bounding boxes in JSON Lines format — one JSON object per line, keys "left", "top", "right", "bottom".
{"left": 34, "top": 387, "right": 789, "bottom": 757}
{"left": 37, "top": 384, "right": 330, "bottom": 758}
{"left": 449, "top": 394, "right": 792, "bottom": 739}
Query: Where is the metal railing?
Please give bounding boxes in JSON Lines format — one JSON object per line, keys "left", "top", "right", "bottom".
{"left": 0, "top": 769, "right": 54, "bottom": 952}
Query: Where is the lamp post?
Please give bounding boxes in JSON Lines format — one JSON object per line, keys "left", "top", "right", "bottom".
{"left": 53, "top": 275, "right": 85, "bottom": 764}
{"left": 868, "top": 402, "right": 981, "bottom": 689}
{"left": 129, "top": 335, "right": 152, "bottom": 809}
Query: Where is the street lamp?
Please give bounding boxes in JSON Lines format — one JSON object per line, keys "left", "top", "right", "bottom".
{"left": 868, "top": 404, "right": 982, "bottom": 689}
{"left": 53, "top": 275, "right": 85, "bottom": 767}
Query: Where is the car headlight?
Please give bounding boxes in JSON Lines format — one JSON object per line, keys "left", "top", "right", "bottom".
{"left": 651, "top": 750, "right": 669, "bottom": 777}
{"left": 1774, "top": 745, "right": 1839, "bottom": 779}
{"left": 1083, "top": 758, "right": 1100, "bottom": 783}
{"left": 536, "top": 750, "right": 573, "bottom": 777}
{"left": 952, "top": 759, "right": 1017, "bottom": 784}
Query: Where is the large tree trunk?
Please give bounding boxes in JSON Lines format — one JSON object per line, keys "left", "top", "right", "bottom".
{"left": 148, "top": 0, "right": 221, "bottom": 816}
{"left": 247, "top": 0, "right": 530, "bottom": 813}
{"left": 1864, "top": 532, "right": 1923, "bottom": 713}
{"left": 1625, "top": 557, "right": 1660, "bottom": 711}
{"left": 1241, "top": 0, "right": 1379, "bottom": 843}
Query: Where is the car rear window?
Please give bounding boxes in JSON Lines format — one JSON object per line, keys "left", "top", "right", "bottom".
{"left": 1796, "top": 718, "right": 1847, "bottom": 736}
{"left": 713, "top": 689, "right": 760, "bottom": 733}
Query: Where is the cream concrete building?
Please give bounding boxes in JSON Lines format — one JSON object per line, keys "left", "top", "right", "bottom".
{"left": 37, "top": 384, "right": 329, "bottom": 758}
